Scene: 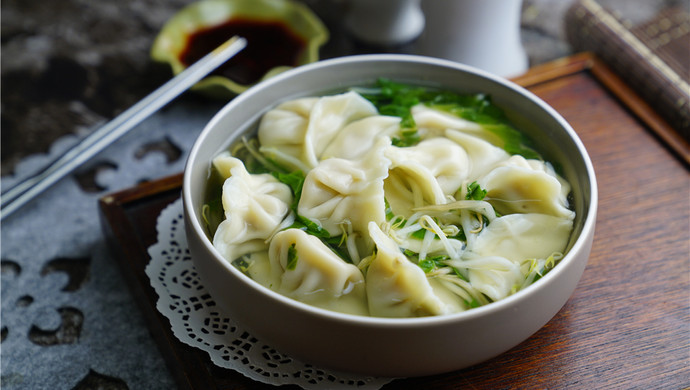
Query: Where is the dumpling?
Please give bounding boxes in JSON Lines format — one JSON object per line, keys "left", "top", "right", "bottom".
{"left": 321, "top": 115, "right": 401, "bottom": 161}
{"left": 212, "top": 153, "right": 293, "bottom": 262}
{"left": 267, "top": 228, "right": 368, "bottom": 316}
{"left": 477, "top": 155, "right": 574, "bottom": 219}
{"left": 258, "top": 91, "right": 378, "bottom": 171}
{"left": 365, "top": 222, "right": 452, "bottom": 317}
{"left": 440, "top": 252, "right": 523, "bottom": 302}
{"left": 384, "top": 169, "right": 445, "bottom": 218}
{"left": 493, "top": 155, "right": 572, "bottom": 204}
{"left": 445, "top": 129, "right": 511, "bottom": 180}
{"left": 412, "top": 104, "right": 497, "bottom": 144}
{"left": 304, "top": 91, "right": 378, "bottom": 164}
{"left": 257, "top": 97, "right": 319, "bottom": 172}
{"left": 460, "top": 212, "right": 573, "bottom": 301}
{"left": 466, "top": 254, "right": 524, "bottom": 302}
{"left": 297, "top": 138, "right": 391, "bottom": 237}
{"left": 383, "top": 138, "right": 469, "bottom": 217}
{"left": 470, "top": 213, "right": 574, "bottom": 261}
{"left": 385, "top": 137, "right": 470, "bottom": 195}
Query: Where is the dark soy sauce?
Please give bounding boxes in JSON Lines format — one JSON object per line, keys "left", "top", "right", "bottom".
{"left": 179, "top": 18, "right": 306, "bottom": 85}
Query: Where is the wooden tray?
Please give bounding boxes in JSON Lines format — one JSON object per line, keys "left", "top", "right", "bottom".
{"left": 99, "top": 53, "right": 689, "bottom": 389}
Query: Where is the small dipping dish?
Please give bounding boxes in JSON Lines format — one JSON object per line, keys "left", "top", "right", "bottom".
{"left": 151, "top": 0, "right": 328, "bottom": 98}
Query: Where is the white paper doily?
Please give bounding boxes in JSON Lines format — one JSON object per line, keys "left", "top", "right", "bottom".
{"left": 145, "top": 198, "right": 393, "bottom": 389}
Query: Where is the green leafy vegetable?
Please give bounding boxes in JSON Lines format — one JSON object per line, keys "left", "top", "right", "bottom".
{"left": 418, "top": 258, "right": 436, "bottom": 273}
{"left": 359, "top": 78, "right": 423, "bottom": 146}
{"left": 286, "top": 243, "right": 298, "bottom": 270}
{"left": 294, "top": 217, "right": 355, "bottom": 263}
{"left": 416, "top": 255, "right": 469, "bottom": 282}
{"left": 531, "top": 253, "right": 560, "bottom": 283}
{"left": 289, "top": 215, "right": 330, "bottom": 239}
{"left": 272, "top": 170, "right": 305, "bottom": 210}
{"left": 417, "top": 255, "right": 449, "bottom": 270}
{"left": 431, "top": 101, "right": 540, "bottom": 159}
{"left": 272, "top": 171, "right": 305, "bottom": 196}
{"left": 392, "top": 128, "right": 420, "bottom": 147}
{"left": 448, "top": 228, "right": 467, "bottom": 244}
{"left": 464, "top": 297, "right": 481, "bottom": 309}
{"left": 200, "top": 166, "right": 226, "bottom": 237}
{"left": 465, "top": 181, "right": 487, "bottom": 201}
{"left": 363, "top": 78, "right": 427, "bottom": 131}
{"left": 201, "top": 200, "right": 223, "bottom": 237}
{"left": 360, "top": 78, "right": 541, "bottom": 159}
{"left": 232, "top": 257, "right": 251, "bottom": 276}
{"left": 410, "top": 228, "right": 431, "bottom": 240}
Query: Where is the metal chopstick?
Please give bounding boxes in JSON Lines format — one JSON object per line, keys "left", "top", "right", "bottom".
{"left": 1, "top": 36, "right": 247, "bottom": 220}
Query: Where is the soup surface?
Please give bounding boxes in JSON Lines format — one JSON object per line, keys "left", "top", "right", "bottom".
{"left": 204, "top": 79, "right": 575, "bottom": 317}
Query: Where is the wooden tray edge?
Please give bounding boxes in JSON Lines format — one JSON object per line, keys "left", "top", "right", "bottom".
{"left": 514, "top": 52, "right": 689, "bottom": 167}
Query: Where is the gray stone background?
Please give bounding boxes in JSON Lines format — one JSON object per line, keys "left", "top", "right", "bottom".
{"left": 1, "top": 0, "right": 685, "bottom": 389}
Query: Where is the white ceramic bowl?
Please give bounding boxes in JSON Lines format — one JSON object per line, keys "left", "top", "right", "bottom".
{"left": 183, "top": 54, "right": 598, "bottom": 377}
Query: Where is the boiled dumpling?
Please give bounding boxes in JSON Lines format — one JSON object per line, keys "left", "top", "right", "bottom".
{"left": 466, "top": 254, "right": 523, "bottom": 302}
{"left": 477, "top": 155, "right": 574, "bottom": 219}
{"left": 365, "top": 222, "right": 451, "bottom": 317}
{"left": 303, "top": 91, "right": 379, "bottom": 166}
{"left": 493, "top": 155, "right": 572, "bottom": 204}
{"left": 321, "top": 115, "right": 401, "bottom": 161}
{"left": 445, "top": 129, "right": 511, "bottom": 180}
{"left": 470, "top": 213, "right": 573, "bottom": 262}
{"left": 385, "top": 137, "right": 470, "bottom": 195}
{"left": 297, "top": 138, "right": 391, "bottom": 237}
{"left": 460, "top": 212, "right": 573, "bottom": 301}
{"left": 257, "top": 97, "right": 319, "bottom": 172}
{"left": 267, "top": 228, "right": 368, "bottom": 316}
{"left": 212, "top": 153, "right": 293, "bottom": 262}
{"left": 384, "top": 166, "right": 445, "bottom": 218}
{"left": 412, "top": 104, "right": 497, "bottom": 144}
{"left": 441, "top": 252, "right": 522, "bottom": 302}
{"left": 258, "top": 91, "right": 378, "bottom": 171}
{"left": 384, "top": 138, "right": 469, "bottom": 217}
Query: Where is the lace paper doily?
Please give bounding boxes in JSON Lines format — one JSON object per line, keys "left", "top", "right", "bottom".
{"left": 145, "top": 198, "right": 393, "bottom": 389}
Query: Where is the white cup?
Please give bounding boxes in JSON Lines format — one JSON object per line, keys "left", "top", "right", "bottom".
{"left": 344, "top": 0, "right": 425, "bottom": 46}
{"left": 413, "top": 0, "right": 528, "bottom": 77}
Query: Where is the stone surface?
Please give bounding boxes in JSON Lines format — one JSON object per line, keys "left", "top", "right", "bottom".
{"left": 1, "top": 0, "right": 188, "bottom": 175}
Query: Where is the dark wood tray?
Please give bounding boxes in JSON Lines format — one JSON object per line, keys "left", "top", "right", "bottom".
{"left": 99, "top": 53, "right": 690, "bottom": 389}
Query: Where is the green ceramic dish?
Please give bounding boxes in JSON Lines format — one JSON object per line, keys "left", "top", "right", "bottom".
{"left": 151, "top": 0, "right": 328, "bottom": 98}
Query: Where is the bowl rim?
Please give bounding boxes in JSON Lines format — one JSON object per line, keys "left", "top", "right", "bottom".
{"left": 183, "top": 53, "right": 599, "bottom": 327}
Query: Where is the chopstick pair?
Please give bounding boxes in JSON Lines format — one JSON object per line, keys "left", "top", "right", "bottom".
{"left": 1, "top": 36, "right": 247, "bottom": 220}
